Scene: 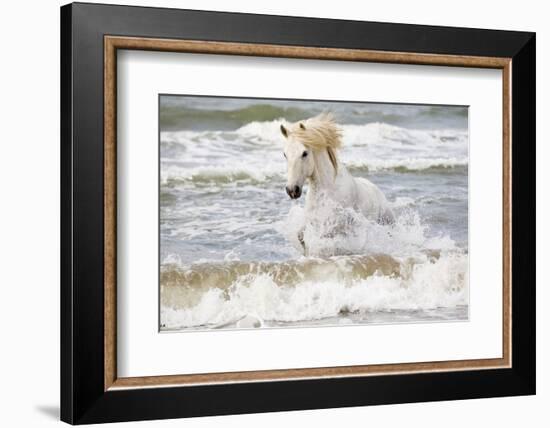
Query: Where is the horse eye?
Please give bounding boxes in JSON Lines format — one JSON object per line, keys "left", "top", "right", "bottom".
{"left": 302, "top": 151, "right": 308, "bottom": 158}
{"left": 283, "top": 153, "right": 287, "bottom": 159}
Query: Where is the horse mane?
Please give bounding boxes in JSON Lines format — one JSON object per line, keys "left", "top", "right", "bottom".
{"left": 294, "top": 112, "right": 342, "bottom": 174}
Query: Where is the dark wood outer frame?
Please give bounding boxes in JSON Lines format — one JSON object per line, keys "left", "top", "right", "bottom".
{"left": 61, "top": 2, "right": 535, "bottom": 424}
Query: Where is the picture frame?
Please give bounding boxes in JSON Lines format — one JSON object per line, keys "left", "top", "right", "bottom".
{"left": 60, "top": 2, "right": 535, "bottom": 424}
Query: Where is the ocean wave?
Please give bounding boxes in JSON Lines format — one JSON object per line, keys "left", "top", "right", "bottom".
{"left": 161, "top": 120, "right": 468, "bottom": 148}
{"left": 341, "top": 122, "right": 468, "bottom": 146}
{"left": 160, "top": 120, "right": 467, "bottom": 186}
{"left": 161, "top": 197, "right": 467, "bottom": 330}
{"left": 161, "top": 254, "right": 413, "bottom": 292}
{"left": 232, "top": 120, "right": 468, "bottom": 147}
{"left": 160, "top": 251, "right": 468, "bottom": 329}
{"left": 347, "top": 157, "right": 468, "bottom": 173}
{"left": 160, "top": 159, "right": 467, "bottom": 187}
{"left": 161, "top": 164, "right": 281, "bottom": 185}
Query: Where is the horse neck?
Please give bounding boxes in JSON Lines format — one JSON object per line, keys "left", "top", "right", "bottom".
{"left": 309, "top": 148, "right": 339, "bottom": 193}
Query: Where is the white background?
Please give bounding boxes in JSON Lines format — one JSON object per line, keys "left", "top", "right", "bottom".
{"left": 118, "top": 51, "right": 503, "bottom": 377}
{"left": 0, "top": 0, "right": 546, "bottom": 427}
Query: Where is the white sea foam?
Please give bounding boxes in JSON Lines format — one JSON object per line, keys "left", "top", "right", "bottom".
{"left": 235, "top": 120, "right": 468, "bottom": 147}
{"left": 160, "top": 121, "right": 468, "bottom": 186}
{"left": 160, "top": 163, "right": 282, "bottom": 185}
{"left": 161, "top": 252, "right": 468, "bottom": 329}
{"left": 281, "top": 194, "right": 457, "bottom": 258}
{"left": 161, "top": 121, "right": 467, "bottom": 150}
{"left": 346, "top": 157, "right": 468, "bottom": 172}
{"left": 160, "top": 157, "right": 467, "bottom": 186}
{"left": 161, "top": 197, "right": 468, "bottom": 330}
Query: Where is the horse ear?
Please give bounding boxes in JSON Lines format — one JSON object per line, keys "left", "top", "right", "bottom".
{"left": 280, "top": 124, "right": 288, "bottom": 138}
{"left": 299, "top": 122, "right": 306, "bottom": 130}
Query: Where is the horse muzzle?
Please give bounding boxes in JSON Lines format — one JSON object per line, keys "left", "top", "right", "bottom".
{"left": 286, "top": 185, "right": 302, "bottom": 199}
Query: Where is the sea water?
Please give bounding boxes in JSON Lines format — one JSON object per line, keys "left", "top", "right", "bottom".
{"left": 159, "top": 96, "right": 469, "bottom": 331}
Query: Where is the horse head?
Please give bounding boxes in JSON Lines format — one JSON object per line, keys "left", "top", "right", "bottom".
{"left": 280, "top": 113, "right": 342, "bottom": 199}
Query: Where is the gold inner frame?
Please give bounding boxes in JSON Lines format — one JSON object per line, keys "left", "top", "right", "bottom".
{"left": 104, "top": 35, "right": 512, "bottom": 391}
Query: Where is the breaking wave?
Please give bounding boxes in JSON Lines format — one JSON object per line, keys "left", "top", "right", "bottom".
{"left": 161, "top": 202, "right": 468, "bottom": 330}
{"left": 161, "top": 252, "right": 467, "bottom": 329}
{"left": 160, "top": 121, "right": 468, "bottom": 186}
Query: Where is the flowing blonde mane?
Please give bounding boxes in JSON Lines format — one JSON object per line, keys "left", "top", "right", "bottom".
{"left": 292, "top": 112, "right": 342, "bottom": 173}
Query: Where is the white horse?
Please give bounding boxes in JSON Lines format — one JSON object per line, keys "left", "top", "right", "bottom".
{"left": 281, "top": 113, "right": 394, "bottom": 252}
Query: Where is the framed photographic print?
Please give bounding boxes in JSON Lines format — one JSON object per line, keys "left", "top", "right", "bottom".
{"left": 60, "top": 2, "right": 536, "bottom": 424}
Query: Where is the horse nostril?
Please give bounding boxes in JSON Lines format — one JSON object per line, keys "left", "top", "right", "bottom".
{"left": 286, "top": 185, "right": 301, "bottom": 199}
